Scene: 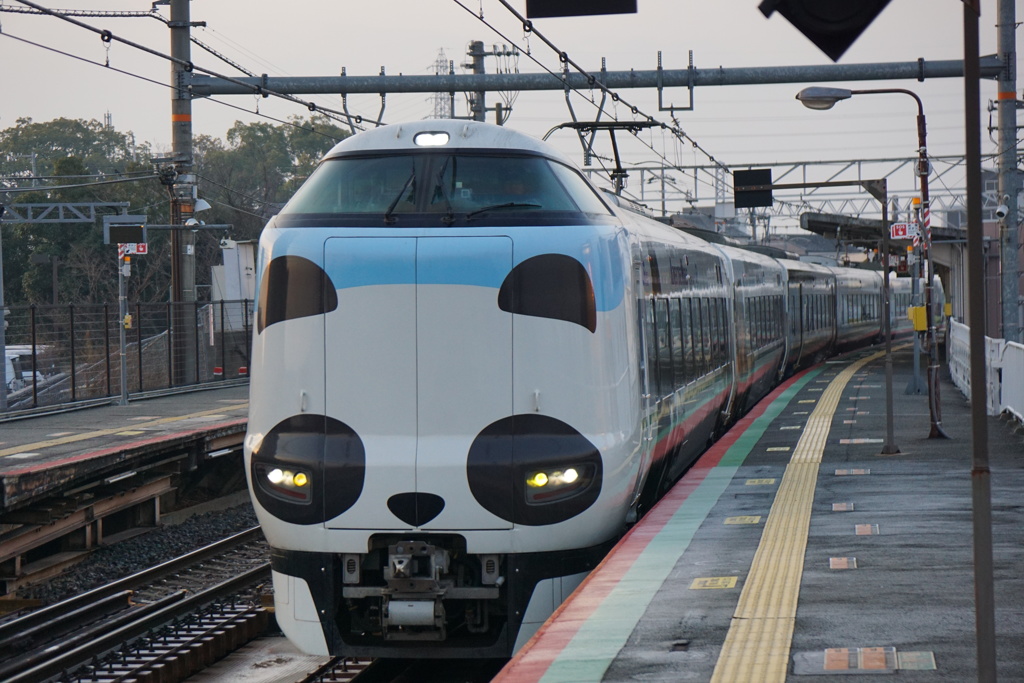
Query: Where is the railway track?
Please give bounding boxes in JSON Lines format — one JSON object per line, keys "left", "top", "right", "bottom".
{"left": 0, "top": 527, "right": 270, "bottom": 682}
{"left": 0, "top": 525, "right": 506, "bottom": 683}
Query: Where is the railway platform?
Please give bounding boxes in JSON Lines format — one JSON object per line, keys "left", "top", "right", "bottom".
{"left": 0, "top": 383, "right": 250, "bottom": 594}
{"left": 0, "top": 384, "right": 249, "bottom": 512}
{"left": 495, "top": 343, "right": 1024, "bottom": 682}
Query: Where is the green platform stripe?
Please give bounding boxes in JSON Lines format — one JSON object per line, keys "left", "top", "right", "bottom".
{"left": 538, "top": 367, "right": 822, "bottom": 683}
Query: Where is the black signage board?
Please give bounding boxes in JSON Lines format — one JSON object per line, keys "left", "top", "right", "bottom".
{"left": 526, "top": 0, "right": 637, "bottom": 18}
{"left": 733, "top": 169, "right": 773, "bottom": 209}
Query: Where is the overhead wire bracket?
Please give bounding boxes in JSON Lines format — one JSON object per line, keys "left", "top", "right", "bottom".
{"left": 657, "top": 50, "right": 694, "bottom": 113}
{"left": 549, "top": 121, "right": 660, "bottom": 195}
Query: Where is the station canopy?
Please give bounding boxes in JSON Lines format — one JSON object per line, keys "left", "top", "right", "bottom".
{"left": 800, "top": 212, "right": 961, "bottom": 255}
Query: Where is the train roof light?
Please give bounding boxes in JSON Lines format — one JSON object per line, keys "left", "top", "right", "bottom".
{"left": 414, "top": 132, "right": 450, "bottom": 146}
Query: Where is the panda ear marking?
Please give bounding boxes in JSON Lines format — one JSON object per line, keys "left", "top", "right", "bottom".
{"left": 498, "top": 254, "right": 597, "bottom": 332}
{"left": 257, "top": 255, "right": 339, "bottom": 333}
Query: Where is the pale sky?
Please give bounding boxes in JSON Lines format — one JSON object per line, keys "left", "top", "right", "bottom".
{"left": 0, "top": 1, "right": 1013, "bottom": 222}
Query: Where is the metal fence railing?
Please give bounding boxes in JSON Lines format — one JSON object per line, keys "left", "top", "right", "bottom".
{"left": 948, "top": 318, "right": 1024, "bottom": 421}
{"left": 2, "top": 299, "right": 252, "bottom": 414}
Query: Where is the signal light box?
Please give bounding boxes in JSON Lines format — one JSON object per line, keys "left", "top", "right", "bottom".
{"left": 103, "top": 215, "right": 148, "bottom": 245}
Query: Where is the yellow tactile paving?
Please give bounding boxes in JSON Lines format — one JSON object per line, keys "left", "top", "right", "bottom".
{"left": 710, "top": 350, "right": 885, "bottom": 683}
{"left": 0, "top": 401, "right": 249, "bottom": 459}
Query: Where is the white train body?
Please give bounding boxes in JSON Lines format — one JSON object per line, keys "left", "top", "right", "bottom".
{"left": 245, "top": 119, "right": 932, "bottom": 659}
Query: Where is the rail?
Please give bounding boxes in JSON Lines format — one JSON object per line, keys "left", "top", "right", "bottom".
{"left": 948, "top": 318, "right": 1024, "bottom": 422}
{"left": 2, "top": 298, "right": 252, "bottom": 413}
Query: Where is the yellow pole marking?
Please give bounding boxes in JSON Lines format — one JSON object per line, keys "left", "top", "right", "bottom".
{"left": 710, "top": 350, "right": 884, "bottom": 683}
{"left": 0, "top": 401, "right": 249, "bottom": 458}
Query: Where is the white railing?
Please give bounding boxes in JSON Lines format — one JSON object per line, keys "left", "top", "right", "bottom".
{"left": 948, "top": 319, "right": 1024, "bottom": 421}
{"left": 999, "top": 340, "right": 1024, "bottom": 423}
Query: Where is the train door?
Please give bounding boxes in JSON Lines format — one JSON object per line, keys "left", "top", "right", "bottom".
{"left": 630, "top": 259, "right": 656, "bottom": 510}
{"left": 792, "top": 281, "right": 805, "bottom": 365}
{"left": 322, "top": 236, "right": 514, "bottom": 531}
{"left": 323, "top": 237, "right": 418, "bottom": 530}
{"left": 415, "top": 237, "right": 513, "bottom": 531}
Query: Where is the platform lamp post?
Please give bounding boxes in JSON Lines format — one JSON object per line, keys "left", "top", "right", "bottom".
{"left": 797, "top": 86, "right": 949, "bottom": 440}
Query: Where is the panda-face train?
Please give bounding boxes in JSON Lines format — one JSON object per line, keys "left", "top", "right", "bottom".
{"left": 244, "top": 119, "right": 939, "bottom": 659}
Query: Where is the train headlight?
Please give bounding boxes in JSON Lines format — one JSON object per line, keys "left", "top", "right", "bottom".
{"left": 468, "top": 414, "right": 603, "bottom": 526}
{"left": 256, "top": 464, "right": 312, "bottom": 502}
{"left": 525, "top": 465, "right": 591, "bottom": 504}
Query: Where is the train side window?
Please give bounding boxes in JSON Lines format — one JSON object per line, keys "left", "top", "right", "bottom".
{"left": 659, "top": 296, "right": 675, "bottom": 395}
{"left": 714, "top": 299, "right": 725, "bottom": 366}
{"left": 644, "top": 297, "right": 657, "bottom": 392}
{"left": 708, "top": 298, "right": 720, "bottom": 367}
{"left": 749, "top": 296, "right": 756, "bottom": 351}
{"left": 682, "top": 298, "right": 693, "bottom": 381}
{"left": 688, "top": 301, "right": 696, "bottom": 385}
{"left": 702, "top": 298, "right": 713, "bottom": 374}
{"left": 670, "top": 298, "right": 684, "bottom": 388}
{"left": 693, "top": 298, "right": 705, "bottom": 375}
{"left": 755, "top": 296, "right": 762, "bottom": 349}
{"left": 774, "top": 295, "right": 782, "bottom": 339}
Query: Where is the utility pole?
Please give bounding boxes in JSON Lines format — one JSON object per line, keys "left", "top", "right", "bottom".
{"left": 169, "top": 0, "right": 197, "bottom": 384}
{"left": 463, "top": 41, "right": 518, "bottom": 124}
{"left": 997, "top": 0, "right": 1021, "bottom": 343}
{"left": 466, "top": 41, "right": 487, "bottom": 122}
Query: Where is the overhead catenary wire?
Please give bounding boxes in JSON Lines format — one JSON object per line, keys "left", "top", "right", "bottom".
{"left": 10, "top": 0, "right": 372, "bottom": 130}
{"left": 0, "top": 174, "right": 160, "bottom": 193}
{"left": 0, "top": 29, "right": 348, "bottom": 144}
{"left": 451, "top": 0, "right": 727, "bottom": 201}
{"left": 491, "top": 0, "right": 727, "bottom": 172}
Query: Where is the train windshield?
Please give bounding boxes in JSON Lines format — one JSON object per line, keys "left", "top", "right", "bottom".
{"left": 277, "top": 152, "right": 612, "bottom": 226}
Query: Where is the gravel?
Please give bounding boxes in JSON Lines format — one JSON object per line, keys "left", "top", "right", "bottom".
{"left": 20, "top": 502, "right": 259, "bottom": 605}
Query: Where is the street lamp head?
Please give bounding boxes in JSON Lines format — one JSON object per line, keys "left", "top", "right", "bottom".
{"left": 796, "top": 86, "right": 854, "bottom": 111}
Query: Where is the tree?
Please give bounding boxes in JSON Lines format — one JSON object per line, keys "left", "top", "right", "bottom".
{"left": 1, "top": 114, "right": 349, "bottom": 306}
{"left": 194, "top": 115, "right": 349, "bottom": 240}
{"left": 1, "top": 118, "right": 159, "bottom": 306}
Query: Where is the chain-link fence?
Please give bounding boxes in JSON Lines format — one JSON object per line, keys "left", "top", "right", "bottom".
{"left": 2, "top": 299, "right": 252, "bottom": 413}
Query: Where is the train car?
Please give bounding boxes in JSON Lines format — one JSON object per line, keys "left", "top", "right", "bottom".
{"left": 778, "top": 259, "right": 836, "bottom": 374}
{"left": 889, "top": 274, "right": 947, "bottom": 342}
{"left": 617, "top": 200, "right": 734, "bottom": 512}
{"left": 245, "top": 119, "right": 941, "bottom": 661}
{"left": 716, "top": 245, "right": 787, "bottom": 416}
{"left": 834, "top": 267, "right": 883, "bottom": 348}
{"left": 247, "top": 120, "right": 666, "bottom": 658}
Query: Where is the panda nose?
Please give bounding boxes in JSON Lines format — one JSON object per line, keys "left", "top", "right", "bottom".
{"left": 387, "top": 492, "right": 446, "bottom": 527}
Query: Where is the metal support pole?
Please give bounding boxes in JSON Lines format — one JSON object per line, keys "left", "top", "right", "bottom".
{"left": 169, "top": 0, "right": 196, "bottom": 385}
{"left": 69, "top": 304, "right": 76, "bottom": 401}
{"left": 468, "top": 40, "right": 486, "bottom": 122}
{"left": 907, "top": 200, "right": 926, "bottom": 394}
{"left": 881, "top": 189, "right": 898, "bottom": 454}
{"left": 0, "top": 219, "right": 7, "bottom": 413}
{"left": 964, "top": 5, "right": 997, "bottom": 680}
{"left": 997, "top": 0, "right": 1020, "bottom": 343}
{"left": 118, "top": 253, "right": 128, "bottom": 406}
{"left": 914, "top": 101, "right": 949, "bottom": 439}
{"left": 841, "top": 86, "right": 948, "bottom": 438}
{"left": 917, "top": 108, "right": 946, "bottom": 438}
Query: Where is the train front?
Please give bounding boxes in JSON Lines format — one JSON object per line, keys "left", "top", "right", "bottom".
{"left": 244, "top": 120, "right": 644, "bottom": 658}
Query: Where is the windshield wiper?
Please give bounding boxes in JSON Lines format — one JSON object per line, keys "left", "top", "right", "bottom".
{"left": 432, "top": 157, "right": 456, "bottom": 225}
{"left": 465, "top": 202, "right": 542, "bottom": 221}
{"left": 383, "top": 165, "right": 416, "bottom": 224}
